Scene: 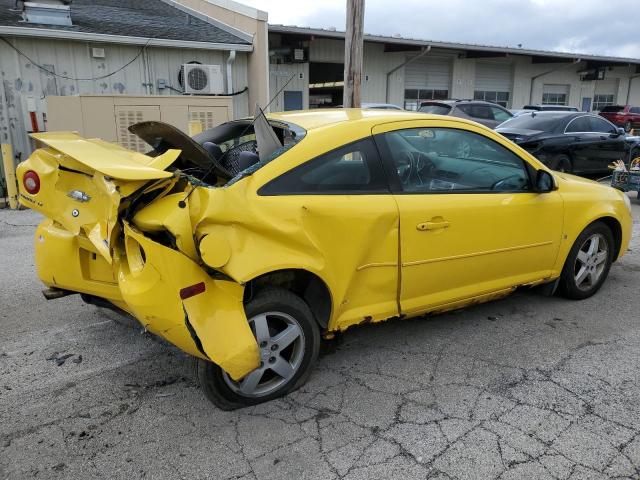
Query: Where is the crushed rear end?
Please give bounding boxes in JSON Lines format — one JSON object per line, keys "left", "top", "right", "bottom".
{"left": 17, "top": 130, "right": 260, "bottom": 380}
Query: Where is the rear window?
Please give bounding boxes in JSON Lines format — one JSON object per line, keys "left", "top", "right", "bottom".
{"left": 600, "top": 106, "right": 625, "bottom": 113}
{"left": 419, "top": 103, "right": 452, "bottom": 115}
{"left": 499, "top": 112, "right": 567, "bottom": 131}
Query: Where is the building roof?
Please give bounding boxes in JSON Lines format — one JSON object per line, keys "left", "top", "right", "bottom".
{"left": 269, "top": 24, "right": 640, "bottom": 66}
{"left": 0, "top": 0, "right": 253, "bottom": 50}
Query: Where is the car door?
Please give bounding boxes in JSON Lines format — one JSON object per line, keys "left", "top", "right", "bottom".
{"left": 373, "top": 120, "right": 563, "bottom": 317}
{"left": 258, "top": 137, "right": 400, "bottom": 331}
{"left": 586, "top": 116, "right": 627, "bottom": 171}
{"left": 563, "top": 116, "right": 601, "bottom": 173}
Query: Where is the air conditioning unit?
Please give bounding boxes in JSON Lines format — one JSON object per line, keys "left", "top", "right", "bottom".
{"left": 183, "top": 64, "right": 224, "bottom": 95}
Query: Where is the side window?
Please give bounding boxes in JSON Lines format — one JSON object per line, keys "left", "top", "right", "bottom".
{"left": 259, "top": 137, "right": 388, "bottom": 195}
{"left": 630, "top": 107, "right": 640, "bottom": 114}
{"left": 471, "top": 105, "right": 494, "bottom": 120}
{"left": 565, "top": 117, "right": 590, "bottom": 133}
{"left": 588, "top": 116, "right": 616, "bottom": 134}
{"left": 380, "top": 128, "right": 530, "bottom": 193}
{"left": 491, "top": 107, "right": 512, "bottom": 123}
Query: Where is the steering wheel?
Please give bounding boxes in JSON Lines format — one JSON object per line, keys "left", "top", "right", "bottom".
{"left": 396, "top": 150, "right": 435, "bottom": 185}
{"left": 492, "top": 174, "right": 527, "bottom": 191}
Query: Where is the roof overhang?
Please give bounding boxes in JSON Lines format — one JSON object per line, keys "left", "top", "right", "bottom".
{"left": 268, "top": 25, "right": 640, "bottom": 66}
{"left": 0, "top": 26, "right": 253, "bottom": 51}
{"left": 160, "top": 0, "right": 254, "bottom": 44}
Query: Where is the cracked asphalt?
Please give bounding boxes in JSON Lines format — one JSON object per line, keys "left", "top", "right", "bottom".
{"left": 1, "top": 199, "right": 640, "bottom": 480}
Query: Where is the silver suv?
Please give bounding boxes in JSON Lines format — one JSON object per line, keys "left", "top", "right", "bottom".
{"left": 418, "top": 100, "right": 513, "bottom": 128}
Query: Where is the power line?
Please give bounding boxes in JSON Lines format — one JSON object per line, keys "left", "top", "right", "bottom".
{"left": 0, "top": 36, "right": 152, "bottom": 81}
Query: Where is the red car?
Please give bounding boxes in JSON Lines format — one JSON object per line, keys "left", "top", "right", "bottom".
{"left": 599, "top": 105, "right": 640, "bottom": 132}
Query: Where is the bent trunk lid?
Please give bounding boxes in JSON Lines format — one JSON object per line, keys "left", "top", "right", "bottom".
{"left": 17, "top": 132, "right": 179, "bottom": 261}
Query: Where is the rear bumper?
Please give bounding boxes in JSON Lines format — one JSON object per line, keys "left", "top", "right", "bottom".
{"left": 34, "top": 220, "right": 260, "bottom": 380}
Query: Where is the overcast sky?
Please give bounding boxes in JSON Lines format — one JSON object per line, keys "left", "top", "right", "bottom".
{"left": 242, "top": 0, "right": 640, "bottom": 59}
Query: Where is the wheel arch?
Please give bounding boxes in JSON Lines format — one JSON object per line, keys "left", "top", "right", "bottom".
{"left": 596, "top": 216, "right": 623, "bottom": 260}
{"left": 245, "top": 268, "right": 333, "bottom": 330}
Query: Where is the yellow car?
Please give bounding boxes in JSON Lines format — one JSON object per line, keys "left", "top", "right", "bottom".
{"left": 16, "top": 109, "right": 632, "bottom": 409}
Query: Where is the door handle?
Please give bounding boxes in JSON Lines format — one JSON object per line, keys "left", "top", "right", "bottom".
{"left": 417, "top": 221, "right": 450, "bottom": 231}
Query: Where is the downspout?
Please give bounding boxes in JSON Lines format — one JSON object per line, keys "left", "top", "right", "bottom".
{"left": 528, "top": 58, "right": 581, "bottom": 105}
{"left": 385, "top": 45, "right": 431, "bottom": 103}
{"left": 226, "top": 50, "right": 236, "bottom": 95}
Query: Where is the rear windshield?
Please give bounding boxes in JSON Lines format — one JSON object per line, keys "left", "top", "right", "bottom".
{"left": 418, "top": 103, "right": 452, "bottom": 115}
{"left": 498, "top": 112, "right": 568, "bottom": 131}
{"left": 600, "top": 106, "right": 625, "bottom": 113}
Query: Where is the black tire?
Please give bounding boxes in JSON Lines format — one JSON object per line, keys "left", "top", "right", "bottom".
{"left": 197, "top": 287, "right": 320, "bottom": 410}
{"left": 558, "top": 221, "right": 615, "bottom": 300}
{"left": 554, "top": 154, "right": 572, "bottom": 173}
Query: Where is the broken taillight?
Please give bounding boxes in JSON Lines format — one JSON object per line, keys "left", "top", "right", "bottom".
{"left": 179, "top": 282, "right": 206, "bottom": 300}
{"left": 23, "top": 170, "right": 40, "bottom": 195}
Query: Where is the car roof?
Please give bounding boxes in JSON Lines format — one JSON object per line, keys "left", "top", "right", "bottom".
{"left": 267, "top": 108, "right": 440, "bottom": 130}
{"left": 420, "top": 99, "right": 505, "bottom": 107}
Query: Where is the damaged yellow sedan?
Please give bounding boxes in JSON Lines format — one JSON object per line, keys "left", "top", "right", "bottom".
{"left": 17, "top": 109, "right": 632, "bottom": 409}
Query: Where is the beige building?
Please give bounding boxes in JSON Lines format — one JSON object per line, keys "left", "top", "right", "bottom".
{"left": 267, "top": 25, "right": 640, "bottom": 113}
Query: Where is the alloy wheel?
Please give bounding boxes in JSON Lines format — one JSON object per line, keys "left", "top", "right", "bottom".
{"left": 222, "top": 312, "right": 305, "bottom": 397}
{"left": 573, "top": 233, "right": 608, "bottom": 291}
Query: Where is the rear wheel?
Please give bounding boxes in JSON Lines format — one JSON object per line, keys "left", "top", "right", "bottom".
{"left": 554, "top": 154, "right": 572, "bottom": 173}
{"left": 197, "top": 287, "right": 320, "bottom": 410}
{"left": 558, "top": 222, "right": 614, "bottom": 300}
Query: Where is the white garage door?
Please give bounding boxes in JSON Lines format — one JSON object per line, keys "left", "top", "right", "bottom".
{"left": 474, "top": 62, "right": 513, "bottom": 107}
{"left": 593, "top": 79, "right": 619, "bottom": 111}
{"left": 542, "top": 84, "right": 570, "bottom": 105}
{"left": 404, "top": 56, "right": 452, "bottom": 110}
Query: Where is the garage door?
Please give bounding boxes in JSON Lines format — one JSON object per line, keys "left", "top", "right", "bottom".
{"left": 404, "top": 56, "right": 452, "bottom": 110}
{"left": 542, "top": 84, "right": 570, "bottom": 105}
{"left": 593, "top": 79, "right": 619, "bottom": 111}
{"left": 474, "top": 62, "right": 513, "bottom": 107}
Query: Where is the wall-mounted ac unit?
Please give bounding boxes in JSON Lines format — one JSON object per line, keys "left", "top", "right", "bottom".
{"left": 183, "top": 64, "right": 224, "bottom": 95}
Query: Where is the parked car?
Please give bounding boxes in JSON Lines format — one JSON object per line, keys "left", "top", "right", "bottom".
{"left": 338, "top": 103, "right": 404, "bottom": 110}
{"left": 17, "top": 109, "right": 632, "bottom": 409}
{"left": 599, "top": 105, "right": 640, "bottom": 132}
{"left": 522, "top": 105, "right": 580, "bottom": 112}
{"left": 418, "top": 99, "right": 513, "bottom": 128}
{"left": 496, "top": 111, "right": 628, "bottom": 173}
{"left": 361, "top": 102, "right": 404, "bottom": 110}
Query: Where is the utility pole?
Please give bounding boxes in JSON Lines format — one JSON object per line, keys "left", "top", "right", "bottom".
{"left": 343, "top": 0, "right": 365, "bottom": 108}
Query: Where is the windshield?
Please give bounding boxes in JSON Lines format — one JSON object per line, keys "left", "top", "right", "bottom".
{"left": 419, "top": 103, "right": 452, "bottom": 115}
{"left": 498, "top": 112, "right": 568, "bottom": 131}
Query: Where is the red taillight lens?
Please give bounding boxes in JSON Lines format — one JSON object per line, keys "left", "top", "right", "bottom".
{"left": 23, "top": 170, "right": 40, "bottom": 195}
{"left": 179, "top": 282, "right": 206, "bottom": 300}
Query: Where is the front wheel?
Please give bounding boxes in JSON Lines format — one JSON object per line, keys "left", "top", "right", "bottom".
{"left": 197, "top": 287, "right": 320, "bottom": 410}
{"left": 558, "top": 222, "right": 615, "bottom": 300}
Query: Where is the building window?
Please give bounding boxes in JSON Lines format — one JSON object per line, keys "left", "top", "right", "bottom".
{"left": 542, "top": 92, "right": 568, "bottom": 105}
{"left": 473, "top": 91, "right": 510, "bottom": 107}
{"left": 404, "top": 89, "right": 449, "bottom": 111}
{"left": 592, "top": 94, "right": 615, "bottom": 112}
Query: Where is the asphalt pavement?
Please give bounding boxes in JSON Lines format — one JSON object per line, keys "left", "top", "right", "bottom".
{"left": 1, "top": 200, "right": 640, "bottom": 480}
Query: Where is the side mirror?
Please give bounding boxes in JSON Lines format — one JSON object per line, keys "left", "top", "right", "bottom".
{"left": 612, "top": 127, "right": 625, "bottom": 137}
{"left": 535, "top": 170, "right": 555, "bottom": 193}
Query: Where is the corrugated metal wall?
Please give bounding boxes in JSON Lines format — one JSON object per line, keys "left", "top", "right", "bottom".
{"left": 0, "top": 36, "right": 249, "bottom": 169}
